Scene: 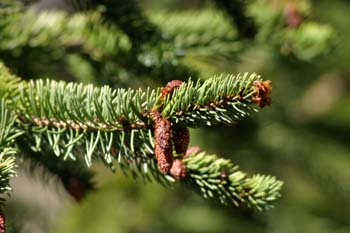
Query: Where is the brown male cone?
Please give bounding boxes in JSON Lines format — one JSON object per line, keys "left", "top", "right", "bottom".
{"left": 152, "top": 110, "right": 173, "bottom": 173}
{"left": 173, "top": 127, "right": 190, "bottom": 155}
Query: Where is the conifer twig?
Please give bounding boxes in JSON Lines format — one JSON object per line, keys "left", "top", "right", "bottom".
{"left": 0, "top": 62, "right": 282, "bottom": 211}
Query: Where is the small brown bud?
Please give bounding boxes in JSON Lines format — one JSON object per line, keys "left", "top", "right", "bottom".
{"left": 170, "top": 159, "right": 187, "bottom": 180}
{"left": 252, "top": 80, "right": 272, "bottom": 108}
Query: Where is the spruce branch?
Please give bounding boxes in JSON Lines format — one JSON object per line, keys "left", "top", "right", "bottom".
{"left": 9, "top": 71, "right": 269, "bottom": 170}
{"left": 248, "top": 0, "right": 334, "bottom": 60}
{"left": 148, "top": 9, "right": 243, "bottom": 58}
{"left": 0, "top": 63, "right": 282, "bottom": 210}
{"left": 161, "top": 73, "right": 266, "bottom": 127}
{"left": 69, "top": 0, "right": 197, "bottom": 82}
{"left": 149, "top": 5, "right": 334, "bottom": 61}
{"left": 0, "top": 5, "right": 195, "bottom": 84}
{"left": 0, "top": 9, "right": 131, "bottom": 60}
{"left": 149, "top": 9, "right": 237, "bottom": 47}
{"left": 14, "top": 73, "right": 267, "bottom": 160}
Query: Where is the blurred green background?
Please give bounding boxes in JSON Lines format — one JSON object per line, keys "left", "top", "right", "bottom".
{"left": 1, "top": 0, "right": 349, "bottom": 232}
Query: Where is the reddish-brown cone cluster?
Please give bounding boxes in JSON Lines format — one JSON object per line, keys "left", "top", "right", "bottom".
{"left": 173, "top": 127, "right": 190, "bottom": 155}
{"left": 0, "top": 210, "right": 5, "bottom": 233}
{"left": 152, "top": 110, "right": 174, "bottom": 173}
{"left": 152, "top": 80, "right": 190, "bottom": 178}
{"left": 252, "top": 80, "right": 272, "bottom": 108}
{"left": 161, "top": 80, "right": 183, "bottom": 99}
{"left": 170, "top": 159, "right": 187, "bottom": 180}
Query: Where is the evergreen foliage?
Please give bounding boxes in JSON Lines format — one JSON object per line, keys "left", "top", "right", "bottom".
{"left": 0, "top": 101, "right": 21, "bottom": 206}
{"left": 0, "top": 61, "right": 282, "bottom": 211}
{"left": 0, "top": 0, "right": 344, "bottom": 232}
{"left": 183, "top": 151, "right": 282, "bottom": 210}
